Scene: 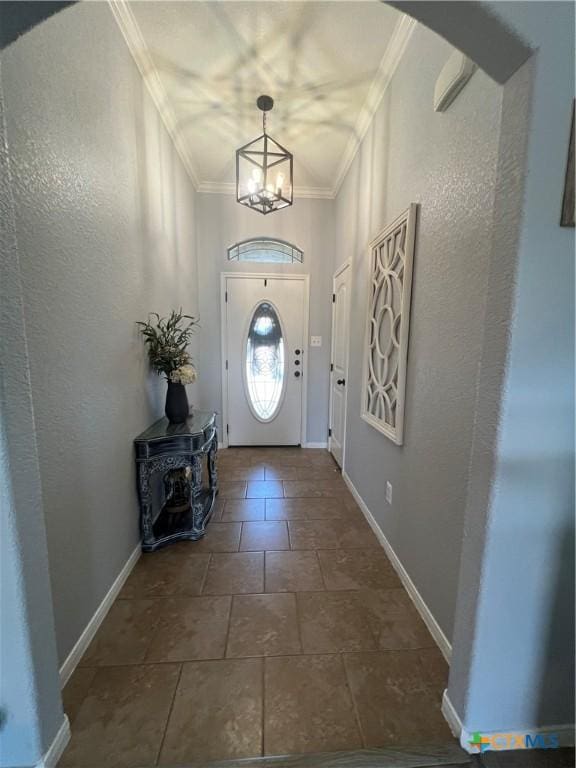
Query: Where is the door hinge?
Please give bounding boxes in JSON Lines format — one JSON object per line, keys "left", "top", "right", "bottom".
{"left": 332, "top": 293, "right": 336, "bottom": 303}
{"left": 225, "top": 290, "right": 228, "bottom": 303}
{"left": 328, "top": 428, "right": 332, "bottom": 437}
{"left": 225, "top": 360, "right": 228, "bottom": 370}
{"left": 264, "top": 278, "right": 268, "bottom": 287}
{"left": 226, "top": 424, "right": 229, "bottom": 435}
{"left": 330, "top": 363, "right": 334, "bottom": 372}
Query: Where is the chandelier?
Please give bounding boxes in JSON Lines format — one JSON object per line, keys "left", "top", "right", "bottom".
{"left": 236, "top": 95, "right": 293, "bottom": 215}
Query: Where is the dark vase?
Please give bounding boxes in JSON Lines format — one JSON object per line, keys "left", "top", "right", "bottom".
{"left": 165, "top": 382, "right": 189, "bottom": 424}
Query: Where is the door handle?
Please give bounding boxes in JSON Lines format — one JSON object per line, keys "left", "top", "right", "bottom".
{"left": 337, "top": 378, "right": 346, "bottom": 386}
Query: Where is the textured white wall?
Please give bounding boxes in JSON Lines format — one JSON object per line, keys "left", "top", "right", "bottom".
{"left": 448, "top": 0, "right": 575, "bottom": 734}
{"left": 195, "top": 192, "right": 335, "bottom": 445}
{"left": 0, "top": 61, "right": 63, "bottom": 766}
{"left": 334, "top": 24, "right": 503, "bottom": 641}
{"left": 1, "top": 2, "right": 200, "bottom": 664}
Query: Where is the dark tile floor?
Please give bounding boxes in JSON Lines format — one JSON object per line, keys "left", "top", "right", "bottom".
{"left": 59, "top": 448, "right": 454, "bottom": 767}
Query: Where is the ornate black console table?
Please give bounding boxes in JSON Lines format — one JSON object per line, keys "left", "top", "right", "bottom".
{"left": 134, "top": 411, "right": 218, "bottom": 552}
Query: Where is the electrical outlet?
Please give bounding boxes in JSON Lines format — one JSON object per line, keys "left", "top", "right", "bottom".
{"left": 310, "top": 336, "right": 322, "bottom": 347}
{"left": 385, "top": 481, "right": 393, "bottom": 504}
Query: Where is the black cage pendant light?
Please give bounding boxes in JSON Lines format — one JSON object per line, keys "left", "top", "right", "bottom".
{"left": 236, "top": 95, "right": 293, "bottom": 215}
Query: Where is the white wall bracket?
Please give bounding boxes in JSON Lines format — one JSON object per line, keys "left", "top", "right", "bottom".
{"left": 434, "top": 51, "right": 476, "bottom": 112}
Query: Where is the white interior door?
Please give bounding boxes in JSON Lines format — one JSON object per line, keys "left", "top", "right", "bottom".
{"left": 329, "top": 262, "right": 351, "bottom": 467}
{"left": 224, "top": 275, "right": 307, "bottom": 446}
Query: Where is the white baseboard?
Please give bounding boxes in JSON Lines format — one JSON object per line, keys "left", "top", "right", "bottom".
{"left": 443, "top": 690, "right": 575, "bottom": 752}
{"left": 36, "top": 715, "right": 70, "bottom": 768}
{"left": 59, "top": 544, "right": 141, "bottom": 687}
{"left": 441, "top": 689, "right": 462, "bottom": 739}
{"left": 219, "top": 442, "right": 328, "bottom": 449}
{"left": 342, "top": 470, "right": 452, "bottom": 663}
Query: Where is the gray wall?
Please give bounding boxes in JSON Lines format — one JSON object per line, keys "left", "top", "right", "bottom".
{"left": 0, "top": 61, "right": 63, "bottom": 766}
{"left": 448, "top": 0, "right": 575, "bottom": 733}
{"left": 195, "top": 192, "right": 335, "bottom": 445}
{"left": 0, "top": 2, "right": 200, "bottom": 665}
{"left": 334, "top": 23, "right": 503, "bottom": 642}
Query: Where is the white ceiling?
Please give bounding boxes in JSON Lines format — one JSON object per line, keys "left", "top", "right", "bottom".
{"left": 120, "top": 1, "right": 408, "bottom": 197}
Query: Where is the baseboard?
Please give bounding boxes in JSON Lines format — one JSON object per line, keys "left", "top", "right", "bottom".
{"left": 219, "top": 443, "right": 328, "bottom": 449}
{"left": 342, "top": 470, "right": 452, "bottom": 663}
{"left": 36, "top": 715, "right": 70, "bottom": 768}
{"left": 443, "top": 690, "right": 575, "bottom": 752}
{"left": 59, "top": 544, "right": 141, "bottom": 687}
{"left": 441, "top": 690, "right": 462, "bottom": 740}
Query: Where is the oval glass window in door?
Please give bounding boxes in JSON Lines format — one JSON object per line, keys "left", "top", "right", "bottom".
{"left": 245, "top": 302, "right": 286, "bottom": 421}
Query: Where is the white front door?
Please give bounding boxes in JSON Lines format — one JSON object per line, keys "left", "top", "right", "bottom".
{"left": 223, "top": 275, "right": 307, "bottom": 446}
{"left": 329, "top": 262, "right": 351, "bottom": 467}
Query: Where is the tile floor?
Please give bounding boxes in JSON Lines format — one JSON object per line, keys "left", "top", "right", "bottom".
{"left": 60, "top": 448, "right": 454, "bottom": 767}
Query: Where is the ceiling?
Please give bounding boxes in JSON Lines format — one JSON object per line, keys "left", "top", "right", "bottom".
{"left": 118, "top": 1, "right": 410, "bottom": 197}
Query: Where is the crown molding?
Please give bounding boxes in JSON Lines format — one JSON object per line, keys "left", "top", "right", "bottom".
{"left": 108, "top": 0, "right": 200, "bottom": 189}
{"left": 109, "top": 0, "right": 414, "bottom": 201}
{"left": 331, "top": 14, "right": 417, "bottom": 198}
{"left": 196, "top": 181, "right": 235, "bottom": 195}
{"left": 197, "top": 180, "right": 335, "bottom": 200}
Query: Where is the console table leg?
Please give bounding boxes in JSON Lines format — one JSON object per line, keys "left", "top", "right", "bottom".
{"left": 137, "top": 462, "right": 154, "bottom": 549}
{"left": 191, "top": 454, "right": 205, "bottom": 534}
{"left": 208, "top": 429, "right": 218, "bottom": 494}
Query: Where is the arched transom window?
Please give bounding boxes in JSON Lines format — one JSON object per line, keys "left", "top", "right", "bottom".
{"left": 227, "top": 237, "right": 303, "bottom": 264}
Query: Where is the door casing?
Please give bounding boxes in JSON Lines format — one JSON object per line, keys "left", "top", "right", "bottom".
{"left": 328, "top": 260, "right": 351, "bottom": 469}
{"left": 220, "top": 272, "right": 310, "bottom": 448}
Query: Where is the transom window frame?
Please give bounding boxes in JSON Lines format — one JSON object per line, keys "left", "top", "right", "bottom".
{"left": 227, "top": 237, "right": 303, "bottom": 264}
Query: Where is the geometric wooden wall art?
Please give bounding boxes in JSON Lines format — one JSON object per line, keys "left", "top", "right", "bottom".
{"left": 361, "top": 204, "right": 418, "bottom": 445}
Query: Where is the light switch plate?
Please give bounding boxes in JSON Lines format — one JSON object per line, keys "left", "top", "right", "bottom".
{"left": 385, "top": 481, "right": 393, "bottom": 504}
{"left": 310, "top": 336, "right": 322, "bottom": 347}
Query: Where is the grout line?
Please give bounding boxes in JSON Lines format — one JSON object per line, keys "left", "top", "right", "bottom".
{"left": 199, "top": 553, "right": 211, "bottom": 595}
{"left": 293, "top": 591, "right": 305, "bottom": 654}
{"left": 222, "top": 593, "right": 235, "bottom": 659}
{"left": 218, "top": 498, "right": 228, "bottom": 522}
{"left": 315, "top": 550, "right": 328, "bottom": 590}
{"left": 238, "top": 521, "right": 244, "bottom": 552}
{"left": 154, "top": 662, "right": 183, "bottom": 765}
{"left": 74, "top": 644, "right": 441, "bottom": 671}
{"left": 260, "top": 655, "right": 266, "bottom": 757}
{"left": 141, "top": 600, "right": 167, "bottom": 665}
{"left": 341, "top": 652, "right": 367, "bottom": 748}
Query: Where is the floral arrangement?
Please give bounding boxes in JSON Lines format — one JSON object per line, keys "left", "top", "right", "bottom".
{"left": 170, "top": 364, "right": 197, "bottom": 385}
{"left": 137, "top": 309, "right": 198, "bottom": 384}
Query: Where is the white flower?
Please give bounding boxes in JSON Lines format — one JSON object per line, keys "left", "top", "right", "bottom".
{"left": 170, "top": 364, "right": 197, "bottom": 385}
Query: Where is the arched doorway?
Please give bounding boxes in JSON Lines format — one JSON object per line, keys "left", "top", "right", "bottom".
{"left": 2, "top": 2, "right": 572, "bottom": 764}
